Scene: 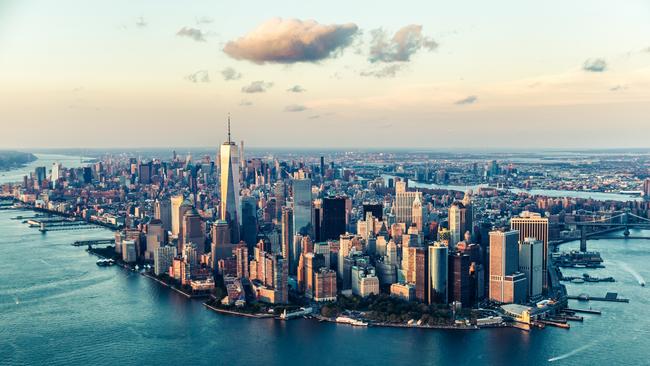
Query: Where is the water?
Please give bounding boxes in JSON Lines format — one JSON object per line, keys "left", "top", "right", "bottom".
{"left": 0, "top": 153, "right": 87, "bottom": 185}
{"left": 381, "top": 175, "right": 642, "bottom": 202}
{"left": 1, "top": 209, "right": 648, "bottom": 365}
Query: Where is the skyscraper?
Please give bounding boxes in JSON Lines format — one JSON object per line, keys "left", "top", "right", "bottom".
{"left": 448, "top": 252, "right": 471, "bottom": 307}
{"left": 321, "top": 197, "right": 346, "bottom": 240}
{"left": 154, "top": 198, "right": 172, "bottom": 233}
{"left": 292, "top": 177, "right": 313, "bottom": 237}
{"left": 394, "top": 182, "right": 422, "bottom": 227}
{"left": 519, "top": 237, "right": 543, "bottom": 298}
{"left": 240, "top": 195, "right": 258, "bottom": 249}
{"left": 510, "top": 213, "right": 549, "bottom": 289}
{"left": 170, "top": 195, "right": 184, "bottom": 237}
{"left": 281, "top": 207, "right": 293, "bottom": 268}
{"left": 448, "top": 202, "right": 467, "bottom": 249}
{"left": 428, "top": 243, "right": 448, "bottom": 304}
{"left": 182, "top": 208, "right": 204, "bottom": 255}
{"left": 489, "top": 230, "right": 520, "bottom": 303}
{"left": 220, "top": 116, "right": 241, "bottom": 244}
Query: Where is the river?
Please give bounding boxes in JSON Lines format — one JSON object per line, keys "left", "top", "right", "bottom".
{"left": 0, "top": 153, "right": 87, "bottom": 185}
{"left": 380, "top": 175, "right": 643, "bottom": 202}
{"left": 0, "top": 209, "right": 648, "bottom": 365}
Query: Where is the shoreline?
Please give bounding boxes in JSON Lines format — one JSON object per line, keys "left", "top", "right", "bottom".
{"left": 6, "top": 205, "right": 519, "bottom": 332}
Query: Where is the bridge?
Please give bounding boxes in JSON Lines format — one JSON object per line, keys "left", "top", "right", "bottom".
{"left": 576, "top": 211, "right": 650, "bottom": 252}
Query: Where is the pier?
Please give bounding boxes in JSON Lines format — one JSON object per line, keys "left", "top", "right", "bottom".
{"left": 72, "top": 239, "right": 116, "bottom": 247}
{"left": 567, "top": 292, "right": 630, "bottom": 303}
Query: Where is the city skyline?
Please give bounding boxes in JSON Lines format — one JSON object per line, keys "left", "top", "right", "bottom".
{"left": 1, "top": 0, "right": 650, "bottom": 149}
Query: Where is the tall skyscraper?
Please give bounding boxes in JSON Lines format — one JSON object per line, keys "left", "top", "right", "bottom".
{"left": 428, "top": 243, "right": 448, "bottom": 304}
{"left": 394, "top": 182, "right": 422, "bottom": 227}
{"left": 644, "top": 178, "right": 650, "bottom": 199}
{"left": 448, "top": 252, "right": 471, "bottom": 307}
{"left": 489, "top": 230, "right": 520, "bottom": 303}
{"left": 154, "top": 198, "right": 172, "bottom": 233}
{"left": 51, "top": 162, "right": 62, "bottom": 189}
{"left": 220, "top": 116, "right": 241, "bottom": 243}
{"left": 448, "top": 202, "right": 468, "bottom": 249}
{"left": 170, "top": 195, "right": 184, "bottom": 237}
{"left": 240, "top": 195, "right": 258, "bottom": 249}
{"left": 519, "top": 237, "right": 543, "bottom": 298}
{"left": 321, "top": 197, "right": 346, "bottom": 240}
{"left": 281, "top": 207, "right": 293, "bottom": 269}
{"left": 292, "top": 177, "right": 313, "bottom": 237}
{"left": 182, "top": 208, "right": 204, "bottom": 255}
{"left": 510, "top": 213, "right": 549, "bottom": 289}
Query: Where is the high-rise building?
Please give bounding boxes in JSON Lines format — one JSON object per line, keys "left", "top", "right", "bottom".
{"left": 321, "top": 197, "right": 346, "bottom": 240}
{"left": 170, "top": 195, "right": 184, "bottom": 237}
{"left": 240, "top": 196, "right": 258, "bottom": 249}
{"left": 182, "top": 208, "right": 204, "bottom": 255}
{"left": 220, "top": 116, "right": 241, "bottom": 243}
{"left": 428, "top": 243, "right": 448, "bottom": 304}
{"left": 363, "top": 203, "right": 383, "bottom": 221}
{"left": 281, "top": 207, "right": 293, "bottom": 267}
{"left": 644, "top": 178, "right": 650, "bottom": 199}
{"left": 154, "top": 198, "right": 172, "bottom": 233}
{"left": 211, "top": 220, "right": 233, "bottom": 264}
{"left": 414, "top": 247, "right": 428, "bottom": 302}
{"left": 448, "top": 252, "right": 471, "bottom": 307}
{"left": 154, "top": 245, "right": 177, "bottom": 276}
{"left": 51, "top": 162, "right": 62, "bottom": 189}
{"left": 519, "top": 237, "right": 543, "bottom": 298}
{"left": 448, "top": 202, "right": 468, "bottom": 249}
{"left": 412, "top": 195, "right": 424, "bottom": 232}
{"left": 314, "top": 268, "right": 337, "bottom": 302}
{"left": 510, "top": 213, "right": 549, "bottom": 289}
{"left": 489, "top": 230, "right": 520, "bottom": 303}
{"left": 292, "top": 177, "right": 313, "bottom": 237}
{"left": 35, "top": 166, "right": 46, "bottom": 186}
{"left": 394, "top": 184, "right": 422, "bottom": 227}
{"left": 146, "top": 219, "right": 166, "bottom": 261}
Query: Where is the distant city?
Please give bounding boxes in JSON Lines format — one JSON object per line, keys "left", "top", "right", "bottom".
{"left": 2, "top": 123, "right": 649, "bottom": 335}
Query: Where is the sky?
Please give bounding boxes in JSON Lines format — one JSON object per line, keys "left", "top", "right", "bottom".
{"left": 0, "top": 0, "right": 649, "bottom": 150}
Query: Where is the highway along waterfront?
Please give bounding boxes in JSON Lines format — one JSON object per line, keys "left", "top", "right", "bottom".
{"left": 1, "top": 208, "right": 649, "bottom": 365}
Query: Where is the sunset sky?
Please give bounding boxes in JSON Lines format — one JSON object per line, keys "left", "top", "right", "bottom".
{"left": 1, "top": 0, "right": 649, "bottom": 149}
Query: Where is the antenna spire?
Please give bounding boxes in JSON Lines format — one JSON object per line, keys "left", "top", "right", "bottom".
{"left": 227, "top": 113, "right": 231, "bottom": 143}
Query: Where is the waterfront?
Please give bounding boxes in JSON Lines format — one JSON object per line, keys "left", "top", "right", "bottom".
{"left": 0, "top": 153, "right": 87, "bottom": 185}
{"left": 380, "top": 175, "right": 644, "bottom": 202}
{"left": 1, "top": 209, "right": 649, "bottom": 365}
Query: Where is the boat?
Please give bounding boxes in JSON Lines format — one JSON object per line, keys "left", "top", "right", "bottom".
{"left": 571, "top": 278, "right": 585, "bottom": 284}
{"left": 335, "top": 316, "right": 368, "bottom": 327}
{"left": 96, "top": 259, "right": 115, "bottom": 267}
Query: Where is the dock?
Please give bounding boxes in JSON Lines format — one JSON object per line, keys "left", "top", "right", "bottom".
{"left": 567, "top": 292, "right": 629, "bottom": 303}
{"left": 565, "top": 308, "right": 602, "bottom": 315}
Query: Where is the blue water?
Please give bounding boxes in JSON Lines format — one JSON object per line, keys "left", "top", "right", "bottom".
{"left": 1, "top": 208, "right": 649, "bottom": 365}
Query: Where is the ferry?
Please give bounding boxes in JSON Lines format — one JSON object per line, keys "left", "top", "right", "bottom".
{"left": 335, "top": 316, "right": 368, "bottom": 327}
{"left": 96, "top": 259, "right": 115, "bottom": 267}
{"left": 279, "top": 307, "right": 313, "bottom": 320}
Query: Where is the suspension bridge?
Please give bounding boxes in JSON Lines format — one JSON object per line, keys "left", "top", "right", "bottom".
{"left": 576, "top": 211, "right": 650, "bottom": 252}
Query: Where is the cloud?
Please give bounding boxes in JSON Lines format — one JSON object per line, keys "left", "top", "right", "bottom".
{"left": 223, "top": 18, "right": 359, "bottom": 64}
{"left": 239, "top": 100, "right": 253, "bottom": 106}
{"left": 609, "top": 85, "right": 627, "bottom": 92}
{"left": 454, "top": 95, "right": 478, "bottom": 105}
{"left": 287, "top": 85, "right": 306, "bottom": 93}
{"left": 185, "top": 70, "right": 210, "bottom": 83}
{"left": 583, "top": 58, "right": 607, "bottom": 72}
{"left": 285, "top": 104, "right": 308, "bottom": 112}
{"left": 360, "top": 64, "right": 404, "bottom": 78}
{"left": 177, "top": 27, "right": 206, "bottom": 42}
{"left": 368, "top": 24, "right": 437, "bottom": 63}
{"left": 196, "top": 16, "right": 214, "bottom": 25}
{"left": 221, "top": 67, "right": 242, "bottom": 81}
{"left": 241, "top": 80, "right": 273, "bottom": 93}
{"left": 136, "top": 16, "right": 147, "bottom": 28}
